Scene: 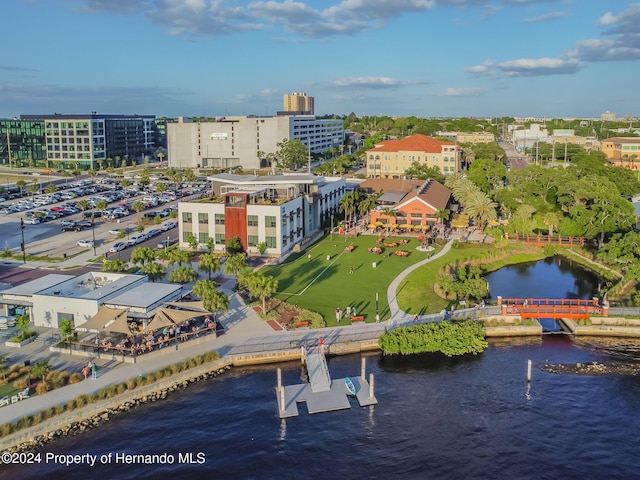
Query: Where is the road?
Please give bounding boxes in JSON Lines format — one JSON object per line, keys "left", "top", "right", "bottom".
{"left": 499, "top": 140, "right": 529, "bottom": 170}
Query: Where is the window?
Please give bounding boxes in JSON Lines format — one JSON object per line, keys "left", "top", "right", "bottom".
{"left": 248, "top": 215, "right": 258, "bottom": 227}
{"left": 182, "top": 231, "right": 191, "bottom": 242}
{"left": 182, "top": 212, "right": 192, "bottom": 223}
{"left": 215, "top": 233, "right": 225, "bottom": 244}
{"left": 215, "top": 214, "right": 225, "bottom": 225}
{"left": 248, "top": 235, "right": 258, "bottom": 247}
{"left": 198, "top": 213, "right": 208, "bottom": 224}
{"left": 265, "top": 236, "right": 277, "bottom": 248}
{"left": 265, "top": 216, "right": 276, "bottom": 227}
{"left": 198, "top": 233, "right": 209, "bottom": 243}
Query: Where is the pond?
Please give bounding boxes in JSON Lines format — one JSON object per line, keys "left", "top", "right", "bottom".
{"left": 484, "top": 255, "right": 601, "bottom": 331}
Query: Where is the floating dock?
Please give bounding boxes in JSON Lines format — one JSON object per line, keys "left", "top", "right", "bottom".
{"left": 276, "top": 347, "right": 378, "bottom": 418}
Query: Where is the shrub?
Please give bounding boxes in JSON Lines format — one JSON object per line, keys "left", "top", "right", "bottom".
{"left": 69, "top": 373, "right": 83, "bottom": 384}
{"left": 36, "top": 381, "right": 51, "bottom": 395}
{"left": 76, "top": 395, "right": 88, "bottom": 408}
{"left": 126, "top": 379, "right": 137, "bottom": 390}
{"left": 13, "top": 379, "right": 28, "bottom": 390}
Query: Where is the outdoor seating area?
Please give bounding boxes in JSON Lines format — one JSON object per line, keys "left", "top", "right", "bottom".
{"left": 344, "top": 245, "right": 355, "bottom": 253}
{"left": 0, "top": 388, "right": 30, "bottom": 407}
{"left": 395, "top": 250, "right": 410, "bottom": 257}
{"left": 368, "top": 247, "right": 383, "bottom": 254}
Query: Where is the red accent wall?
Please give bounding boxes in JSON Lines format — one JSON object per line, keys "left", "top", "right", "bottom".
{"left": 225, "top": 194, "right": 248, "bottom": 250}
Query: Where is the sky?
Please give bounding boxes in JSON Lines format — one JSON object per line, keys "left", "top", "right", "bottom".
{"left": 2, "top": 0, "right": 640, "bottom": 120}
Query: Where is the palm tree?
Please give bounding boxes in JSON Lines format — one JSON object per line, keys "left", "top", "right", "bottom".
{"left": 45, "top": 183, "right": 58, "bottom": 195}
{"left": 194, "top": 280, "right": 230, "bottom": 321}
{"left": 76, "top": 199, "right": 90, "bottom": 219}
{"left": 16, "top": 179, "right": 26, "bottom": 195}
{"left": 130, "top": 246, "right": 157, "bottom": 266}
{"left": 465, "top": 192, "right": 497, "bottom": 231}
{"left": 0, "top": 355, "right": 7, "bottom": 381}
{"left": 101, "top": 259, "right": 128, "bottom": 272}
{"left": 131, "top": 200, "right": 145, "bottom": 224}
{"left": 168, "top": 266, "right": 198, "bottom": 284}
{"left": 543, "top": 211, "right": 560, "bottom": 237}
{"left": 141, "top": 262, "right": 167, "bottom": 282}
{"left": 246, "top": 271, "right": 279, "bottom": 313}
{"left": 198, "top": 253, "right": 221, "bottom": 280}
{"left": 166, "top": 248, "right": 191, "bottom": 267}
{"left": 30, "top": 358, "right": 51, "bottom": 383}
{"left": 380, "top": 207, "right": 397, "bottom": 234}
{"left": 339, "top": 192, "right": 356, "bottom": 227}
{"left": 225, "top": 253, "right": 247, "bottom": 283}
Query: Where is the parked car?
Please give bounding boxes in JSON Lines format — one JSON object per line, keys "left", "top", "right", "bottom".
{"left": 161, "top": 221, "right": 177, "bottom": 231}
{"left": 156, "top": 239, "right": 177, "bottom": 249}
{"left": 108, "top": 228, "right": 125, "bottom": 235}
{"left": 127, "top": 233, "right": 147, "bottom": 246}
{"left": 109, "top": 242, "right": 127, "bottom": 253}
{"left": 23, "top": 217, "right": 41, "bottom": 225}
{"left": 76, "top": 239, "right": 95, "bottom": 248}
{"left": 146, "top": 228, "right": 161, "bottom": 238}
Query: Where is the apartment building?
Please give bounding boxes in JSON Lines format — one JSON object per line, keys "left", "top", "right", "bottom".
{"left": 365, "top": 134, "right": 459, "bottom": 178}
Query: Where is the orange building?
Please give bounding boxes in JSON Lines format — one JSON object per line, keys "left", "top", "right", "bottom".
{"left": 601, "top": 137, "right": 640, "bottom": 169}
{"left": 362, "top": 178, "right": 451, "bottom": 228}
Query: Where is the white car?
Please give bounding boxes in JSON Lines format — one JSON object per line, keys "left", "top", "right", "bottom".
{"left": 76, "top": 239, "right": 95, "bottom": 248}
{"left": 23, "top": 217, "right": 41, "bottom": 225}
{"left": 109, "top": 242, "right": 127, "bottom": 253}
{"left": 108, "top": 228, "right": 125, "bottom": 235}
{"left": 127, "top": 233, "right": 147, "bottom": 246}
{"left": 161, "top": 221, "right": 177, "bottom": 231}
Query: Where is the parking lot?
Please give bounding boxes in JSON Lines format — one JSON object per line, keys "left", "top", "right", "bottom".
{"left": 0, "top": 173, "right": 209, "bottom": 264}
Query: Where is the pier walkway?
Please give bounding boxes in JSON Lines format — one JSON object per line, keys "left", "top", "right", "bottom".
{"left": 305, "top": 346, "right": 331, "bottom": 392}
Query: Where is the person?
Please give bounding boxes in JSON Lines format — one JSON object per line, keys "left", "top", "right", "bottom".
{"left": 346, "top": 305, "right": 351, "bottom": 317}
{"left": 307, "top": 253, "right": 312, "bottom": 262}
{"left": 319, "top": 337, "right": 324, "bottom": 347}
{"left": 82, "top": 365, "right": 89, "bottom": 380}
{"left": 376, "top": 313, "right": 380, "bottom": 324}
{"left": 91, "top": 362, "right": 97, "bottom": 379}
{"left": 352, "top": 306, "right": 357, "bottom": 318}
{"left": 349, "top": 265, "right": 354, "bottom": 274}
{"left": 413, "top": 314, "right": 418, "bottom": 323}
{"left": 336, "top": 307, "right": 340, "bottom": 323}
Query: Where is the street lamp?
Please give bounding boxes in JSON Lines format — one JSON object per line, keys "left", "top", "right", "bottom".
{"left": 307, "top": 139, "right": 312, "bottom": 174}
{"left": 91, "top": 216, "right": 97, "bottom": 256}
{"left": 375, "top": 292, "right": 379, "bottom": 316}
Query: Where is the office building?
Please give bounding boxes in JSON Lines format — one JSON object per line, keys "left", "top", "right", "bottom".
{"left": 177, "top": 173, "right": 346, "bottom": 256}
{"left": 167, "top": 115, "right": 343, "bottom": 170}
{"left": 281, "top": 92, "right": 314, "bottom": 115}
{"left": 0, "top": 119, "right": 46, "bottom": 167}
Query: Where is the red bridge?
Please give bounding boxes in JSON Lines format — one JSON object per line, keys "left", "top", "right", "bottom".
{"left": 497, "top": 297, "right": 606, "bottom": 319}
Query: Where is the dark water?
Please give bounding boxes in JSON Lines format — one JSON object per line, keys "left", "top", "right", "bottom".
{"left": 484, "top": 256, "right": 600, "bottom": 300}
{"left": 3, "top": 337, "right": 640, "bottom": 480}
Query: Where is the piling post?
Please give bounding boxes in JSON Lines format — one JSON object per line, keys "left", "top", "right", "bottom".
{"left": 527, "top": 360, "right": 532, "bottom": 383}
{"left": 369, "top": 373, "right": 375, "bottom": 398}
{"left": 277, "top": 368, "right": 282, "bottom": 392}
{"left": 301, "top": 346, "right": 305, "bottom": 364}
{"left": 361, "top": 357, "right": 366, "bottom": 380}
{"left": 280, "top": 385, "right": 285, "bottom": 412}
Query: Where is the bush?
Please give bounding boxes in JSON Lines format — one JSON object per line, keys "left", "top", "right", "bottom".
{"left": 36, "top": 382, "right": 51, "bottom": 395}
{"left": 68, "top": 373, "right": 83, "bottom": 384}
{"left": 13, "top": 379, "right": 28, "bottom": 390}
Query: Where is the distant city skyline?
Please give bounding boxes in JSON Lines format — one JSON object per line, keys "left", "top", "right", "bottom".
{"left": 2, "top": 1, "right": 640, "bottom": 119}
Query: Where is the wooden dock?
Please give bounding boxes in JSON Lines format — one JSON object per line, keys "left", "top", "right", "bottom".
{"left": 276, "top": 348, "right": 378, "bottom": 418}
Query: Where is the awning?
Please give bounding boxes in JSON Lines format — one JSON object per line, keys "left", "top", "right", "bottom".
{"left": 78, "top": 306, "right": 128, "bottom": 332}
{"left": 144, "top": 307, "right": 207, "bottom": 332}
{"left": 162, "top": 301, "right": 209, "bottom": 312}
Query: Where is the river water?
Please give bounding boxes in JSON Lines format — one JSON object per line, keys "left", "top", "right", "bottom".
{"left": 4, "top": 258, "right": 640, "bottom": 479}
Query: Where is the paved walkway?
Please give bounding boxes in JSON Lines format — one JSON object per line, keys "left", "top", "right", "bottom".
{"left": 0, "top": 240, "right": 455, "bottom": 424}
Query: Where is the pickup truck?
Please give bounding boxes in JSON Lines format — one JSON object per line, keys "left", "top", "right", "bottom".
{"left": 61, "top": 221, "right": 92, "bottom": 232}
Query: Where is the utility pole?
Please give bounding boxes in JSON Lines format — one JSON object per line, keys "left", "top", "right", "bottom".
{"left": 20, "top": 218, "right": 26, "bottom": 264}
{"left": 6, "top": 131, "right": 12, "bottom": 168}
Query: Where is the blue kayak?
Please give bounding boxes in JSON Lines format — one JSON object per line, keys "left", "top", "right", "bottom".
{"left": 344, "top": 377, "right": 356, "bottom": 395}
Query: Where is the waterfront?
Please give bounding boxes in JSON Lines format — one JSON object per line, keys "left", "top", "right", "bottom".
{"left": 2, "top": 337, "right": 640, "bottom": 479}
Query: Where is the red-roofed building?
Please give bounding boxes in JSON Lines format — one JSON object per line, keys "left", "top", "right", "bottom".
{"left": 365, "top": 134, "right": 459, "bottom": 179}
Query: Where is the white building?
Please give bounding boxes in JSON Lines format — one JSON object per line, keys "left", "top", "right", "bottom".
{"left": 178, "top": 173, "right": 347, "bottom": 256}
{"left": 167, "top": 115, "right": 343, "bottom": 170}
{"left": 0, "top": 272, "right": 184, "bottom": 329}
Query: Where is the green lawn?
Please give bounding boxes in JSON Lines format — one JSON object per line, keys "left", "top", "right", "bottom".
{"left": 261, "top": 234, "right": 440, "bottom": 325}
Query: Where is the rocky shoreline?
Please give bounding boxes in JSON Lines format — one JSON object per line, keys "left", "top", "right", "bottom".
{"left": 542, "top": 362, "right": 640, "bottom": 376}
{"left": 1, "top": 365, "right": 232, "bottom": 456}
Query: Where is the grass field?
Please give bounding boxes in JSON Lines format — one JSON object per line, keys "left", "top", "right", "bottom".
{"left": 261, "top": 234, "right": 441, "bottom": 325}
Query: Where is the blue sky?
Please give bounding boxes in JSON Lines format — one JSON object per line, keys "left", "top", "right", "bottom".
{"left": 2, "top": 0, "right": 640, "bottom": 119}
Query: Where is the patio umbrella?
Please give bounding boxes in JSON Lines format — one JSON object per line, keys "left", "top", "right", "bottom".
{"left": 163, "top": 301, "right": 209, "bottom": 312}
{"left": 102, "top": 311, "right": 135, "bottom": 335}
{"left": 78, "top": 306, "right": 128, "bottom": 332}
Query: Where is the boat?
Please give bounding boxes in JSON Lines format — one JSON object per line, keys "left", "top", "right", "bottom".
{"left": 344, "top": 377, "right": 356, "bottom": 396}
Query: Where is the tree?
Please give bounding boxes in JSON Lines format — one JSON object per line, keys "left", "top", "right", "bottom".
{"left": 44, "top": 183, "right": 58, "bottom": 195}
{"left": 225, "top": 253, "right": 247, "bottom": 282}
{"left": 193, "top": 280, "right": 229, "bottom": 320}
{"left": 257, "top": 242, "right": 268, "bottom": 255}
{"left": 16, "top": 179, "right": 26, "bottom": 194}
{"left": 0, "top": 355, "right": 7, "bottom": 381}
{"left": 403, "top": 162, "right": 445, "bottom": 183}
{"left": 543, "top": 211, "right": 560, "bottom": 237}
{"left": 30, "top": 359, "right": 51, "bottom": 383}
{"left": 246, "top": 271, "right": 279, "bottom": 313}
{"left": 167, "top": 248, "right": 191, "bottom": 267}
{"left": 380, "top": 207, "right": 397, "bottom": 233}
{"left": 186, "top": 233, "right": 198, "bottom": 252}
{"left": 76, "top": 199, "right": 90, "bottom": 219}
{"left": 16, "top": 313, "right": 30, "bottom": 341}
{"left": 130, "top": 246, "right": 157, "bottom": 266}
{"left": 198, "top": 253, "right": 221, "bottom": 280}
{"left": 226, "top": 236, "right": 244, "bottom": 255}
{"left": 101, "top": 259, "right": 128, "bottom": 272}
{"left": 141, "top": 262, "right": 167, "bottom": 282}
{"left": 275, "top": 138, "right": 308, "bottom": 170}
{"left": 465, "top": 191, "right": 497, "bottom": 231}
{"left": 59, "top": 318, "right": 74, "bottom": 346}
{"left": 26, "top": 181, "right": 38, "bottom": 198}
{"left": 168, "top": 266, "right": 198, "bottom": 284}
{"left": 131, "top": 200, "right": 145, "bottom": 224}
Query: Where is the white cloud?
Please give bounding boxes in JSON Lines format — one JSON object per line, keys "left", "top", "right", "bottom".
{"left": 597, "top": 12, "right": 619, "bottom": 27}
{"left": 330, "top": 77, "right": 414, "bottom": 88}
{"left": 522, "top": 11, "right": 568, "bottom": 24}
{"left": 443, "top": 87, "right": 485, "bottom": 96}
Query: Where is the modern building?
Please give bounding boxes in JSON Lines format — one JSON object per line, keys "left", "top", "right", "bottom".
{"left": 510, "top": 124, "right": 551, "bottom": 151}
{"left": 177, "top": 173, "right": 346, "bottom": 256}
{"left": 0, "top": 272, "right": 184, "bottom": 329}
{"left": 362, "top": 178, "right": 452, "bottom": 228}
{"left": 0, "top": 119, "right": 46, "bottom": 167}
{"left": 437, "top": 131, "right": 496, "bottom": 144}
{"left": 14, "top": 113, "right": 157, "bottom": 170}
{"left": 167, "top": 115, "right": 343, "bottom": 170}
{"left": 281, "top": 92, "right": 314, "bottom": 115}
{"left": 601, "top": 111, "right": 617, "bottom": 122}
{"left": 365, "top": 134, "right": 459, "bottom": 179}
{"left": 601, "top": 137, "right": 640, "bottom": 168}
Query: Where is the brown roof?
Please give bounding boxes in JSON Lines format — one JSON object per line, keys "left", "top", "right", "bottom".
{"left": 399, "top": 179, "right": 451, "bottom": 211}
{"left": 360, "top": 178, "right": 424, "bottom": 195}
{"left": 601, "top": 137, "right": 640, "bottom": 144}
{"left": 368, "top": 134, "right": 454, "bottom": 153}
